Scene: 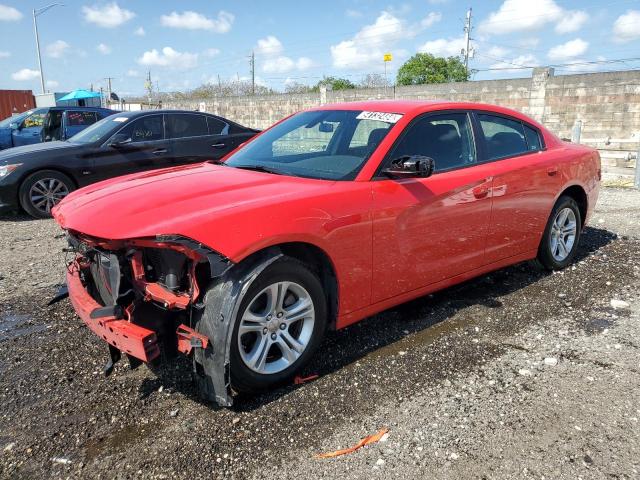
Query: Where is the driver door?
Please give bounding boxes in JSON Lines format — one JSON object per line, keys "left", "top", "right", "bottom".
{"left": 13, "top": 108, "right": 47, "bottom": 147}
{"left": 370, "top": 111, "right": 494, "bottom": 303}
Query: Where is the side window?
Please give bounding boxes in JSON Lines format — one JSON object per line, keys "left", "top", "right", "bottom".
{"left": 207, "top": 116, "right": 227, "bottom": 135}
{"left": 272, "top": 119, "right": 340, "bottom": 157}
{"left": 167, "top": 114, "right": 209, "bottom": 139}
{"left": 118, "top": 115, "right": 164, "bottom": 143}
{"left": 66, "top": 111, "right": 98, "bottom": 126}
{"left": 22, "top": 110, "right": 47, "bottom": 129}
{"left": 478, "top": 114, "right": 528, "bottom": 160}
{"left": 388, "top": 112, "right": 476, "bottom": 172}
{"left": 523, "top": 124, "right": 542, "bottom": 152}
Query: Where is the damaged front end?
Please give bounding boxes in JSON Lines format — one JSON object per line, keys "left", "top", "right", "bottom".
{"left": 63, "top": 232, "right": 234, "bottom": 403}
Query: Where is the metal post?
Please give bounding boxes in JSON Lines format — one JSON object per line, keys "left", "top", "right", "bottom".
{"left": 33, "top": 10, "right": 45, "bottom": 94}
{"left": 571, "top": 120, "right": 582, "bottom": 143}
{"left": 463, "top": 8, "right": 472, "bottom": 78}
{"left": 635, "top": 143, "right": 640, "bottom": 189}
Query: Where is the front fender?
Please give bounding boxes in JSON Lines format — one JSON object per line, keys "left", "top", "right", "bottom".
{"left": 192, "top": 247, "right": 283, "bottom": 407}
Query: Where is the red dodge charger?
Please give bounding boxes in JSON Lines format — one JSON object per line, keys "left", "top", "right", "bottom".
{"left": 52, "top": 101, "right": 600, "bottom": 406}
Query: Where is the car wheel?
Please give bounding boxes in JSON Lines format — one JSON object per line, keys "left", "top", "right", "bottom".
{"left": 230, "top": 257, "right": 327, "bottom": 393}
{"left": 19, "top": 170, "right": 74, "bottom": 219}
{"left": 536, "top": 195, "right": 582, "bottom": 270}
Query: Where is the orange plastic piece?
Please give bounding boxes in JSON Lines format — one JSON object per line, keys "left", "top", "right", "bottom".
{"left": 294, "top": 374, "right": 319, "bottom": 385}
{"left": 315, "top": 428, "right": 389, "bottom": 459}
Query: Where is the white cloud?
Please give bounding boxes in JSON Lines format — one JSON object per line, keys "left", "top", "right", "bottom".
{"left": 126, "top": 69, "right": 139, "bottom": 77}
{"left": 160, "top": 10, "right": 234, "bottom": 33}
{"left": 485, "top": 45, "right": 510, "bottom": 58}
{"left": 613, "top": 10, "right": 640, "bottom": 43}
{"left": 0, "top": 51, "right": 10, "bottom": 58}
{"left": 547, "top": 38, "right": 588, "bottom": 61}
{"left": 518, "top": 37, "right": 540, "bottom": 49}
{"left": 489, "top": 54, "right": 539, "bottom": 73}
{"left": 346, "top": 9, "right": 362, "bottom": 18}
{"left": 419, "top": 36, "right": 466, "bottom": 57}
{"left": 331, "top": 11, "right": 407, "bottom": 69}
{"left": 11, "top": 68, "right": 40, "bottom": 81}
{"left": 256, "top": 35, "right": 283, "bottom": 56}
{"left": 203, "top": 48, "right": 220, "bottom": 58}
{"left": 134, "top": 26, "right": 145, "bottom": 36}
{"left": 97, "top": 43, "right": 112, "bottom": 55}
{"left": 137, "top": 47, "right": 198, "bottom": 70}
{"left": 479, "top": 0, "right": 562, "bottom": 35}
{"left": 45, "top": 40, "right": 70, "bottom": 59}
{"left": 0, "top": 4, "right": 22, "bottom": 21}
{"left": 256, "top": 36, "right": 311, "bottom": 73}
{"left": 46, "top": 80, "right": 59, "bottom": 89}
{"left": 555, "top": 10, "right": 588, "bottom": 34}
{"left": 421, "top": 12, "right": 442, "bottom": 28}
{"left": 82, "top": 2, "right": 135, "bottom": 28}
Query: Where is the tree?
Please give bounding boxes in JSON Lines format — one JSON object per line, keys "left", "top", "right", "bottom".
{"left": 359, "top": 73, "right": 390, "bottom": 88}
{"left": 396, "top": 53, "right": 468, "bottom": 86}
{"left": 284, "top": 81, "right": 312, "bottom": 94}
{"left": 311, "top": 76, "right": 356, "bottom": 92}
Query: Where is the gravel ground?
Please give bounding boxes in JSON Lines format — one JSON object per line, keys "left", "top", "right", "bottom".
{"left": 1, "top": 187, "right": 639, "bottom": 480}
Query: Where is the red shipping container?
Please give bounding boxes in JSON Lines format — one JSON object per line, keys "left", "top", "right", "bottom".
{"left": 0, "top": 90, "right": 36, "bottom": 121}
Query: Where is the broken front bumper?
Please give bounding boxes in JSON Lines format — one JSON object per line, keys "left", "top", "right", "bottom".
{"left": 66, "top": 265, "right": 161, "bottom": 363}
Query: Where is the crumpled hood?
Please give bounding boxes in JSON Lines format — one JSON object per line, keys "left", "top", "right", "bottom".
{"left": 0, "top": 141, "right": 79, "bottom": 165}
{"left": 53, "top": 162, "right": 333, "bottom": 242}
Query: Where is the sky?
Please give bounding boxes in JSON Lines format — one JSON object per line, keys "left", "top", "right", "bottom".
{"left": 1, "top": 0, "right": 640, "bottom": 96}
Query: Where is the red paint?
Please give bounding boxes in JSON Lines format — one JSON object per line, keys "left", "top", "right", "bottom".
{"left": 176, "top": 324, "right": 210, "bottom": 355}
{"left": 54, "top": 101, "right": 600, "bottom": 332}
{"left": 66, "top": 266, "right": 160, "bottom": 362}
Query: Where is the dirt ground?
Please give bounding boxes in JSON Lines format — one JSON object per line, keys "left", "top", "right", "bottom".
{"left": 1, "top": 187, "right": 639, "bottom": 480}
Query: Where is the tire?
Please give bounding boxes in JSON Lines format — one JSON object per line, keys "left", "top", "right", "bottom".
{"left": 19, "top": 170, "right": 75, "bottom": 219}
{"left": 536, "top": 195, "right": 582, "bottom": 270}
{"left": 230, "top": 257, "right": 327, "bottom": 393}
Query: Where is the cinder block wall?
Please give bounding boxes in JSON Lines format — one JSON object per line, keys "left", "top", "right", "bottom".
{"left": 165, "top": 67, "right": 640, "bottom": 172}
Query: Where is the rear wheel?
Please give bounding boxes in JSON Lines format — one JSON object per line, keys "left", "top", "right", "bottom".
{"left": 536, "top": 195, "right": 582, "bottom": 270}
{"left": 230, "top": 257, "right": 327, "bottom": 393}
{"left": 19, "top": 170, "right": 74, "bottom": 219}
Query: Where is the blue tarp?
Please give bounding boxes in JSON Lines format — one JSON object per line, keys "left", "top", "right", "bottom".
{"left": 57, "top": 89, "right": 102, "bottom": 101}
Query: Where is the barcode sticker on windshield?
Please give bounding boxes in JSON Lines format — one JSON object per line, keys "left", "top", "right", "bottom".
{"left": 356, "top": 111, "right": 403, "bottom": 123}
{"left": 112, "top": 117, "right": 129, "bottom": 122}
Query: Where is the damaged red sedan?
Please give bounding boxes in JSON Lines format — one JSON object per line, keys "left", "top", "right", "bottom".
{"left": 52, "top": 101, "right": 600, "bottom": 406}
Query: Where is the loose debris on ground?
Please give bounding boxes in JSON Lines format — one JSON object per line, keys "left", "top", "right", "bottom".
{"left": 1, "top": 187, "right": 639, "bottom": 479}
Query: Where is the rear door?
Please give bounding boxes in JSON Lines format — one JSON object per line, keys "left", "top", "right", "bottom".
{"left": 473, "top": 112, "right": 563, "bottom": 263}
{"left": 89, "top": 113, "right": 173, "bottom": 181}
{"left": 165, "top": 113, "right": 227, "bottom": 165}
{"left": 62, "top": 110, "right": 99, "bottom": 140}
{"left": 370, "top": 111, "right": 494, "bottom": 303}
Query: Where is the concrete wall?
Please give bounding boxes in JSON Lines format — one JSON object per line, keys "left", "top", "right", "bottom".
{"left": 165, "top": 68, "right": 640, "bottom": 174}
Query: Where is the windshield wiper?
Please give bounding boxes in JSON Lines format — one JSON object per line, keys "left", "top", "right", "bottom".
{"left": 206, "top": 159, "right": 227, "bottom": 165}
{"left": 232, "top": 164, "right": 284, "bottom": 175}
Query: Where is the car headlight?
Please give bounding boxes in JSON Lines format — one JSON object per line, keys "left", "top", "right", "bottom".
{"left": 0, "top": 164, "right": 21, "bottom": 178}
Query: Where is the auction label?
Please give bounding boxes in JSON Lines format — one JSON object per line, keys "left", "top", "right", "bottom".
{"left": 112, "top": 117, "right": 129, "bottom": 122}
{"left": 356, "top": 111, "right": 403, "bottom": 123}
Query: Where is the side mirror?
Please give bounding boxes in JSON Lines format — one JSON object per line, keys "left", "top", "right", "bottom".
{"left": 383, "top": 155, "right": 435, "bottom": 178}
{"left": 318, "top": 122, "right": 334, "bottom": 133}
{"left": 9, "top": 122, "right": 19, "bottom": 130}
{"left": 108, "top": 133, "right": 132, "bottom": 148}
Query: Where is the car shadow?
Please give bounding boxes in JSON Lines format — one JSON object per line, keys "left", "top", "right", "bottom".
{"left": 140, "top": 226, "right": 617, "bottom": 411}
{"left": 0, "top": 212, "right": 45, "bottom": 223}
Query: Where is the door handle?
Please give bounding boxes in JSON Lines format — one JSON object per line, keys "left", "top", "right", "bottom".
{"left": 212, "top": 142, "right": 226, "bottom": 149}
{"left": 472, "top": 186, "right": 490, "bottom": 199}
{"left": 547, "top": 166, "right": 558, "bottom": 176}
{"left": 152, "top": 149, "right": 167, "bottom": 155}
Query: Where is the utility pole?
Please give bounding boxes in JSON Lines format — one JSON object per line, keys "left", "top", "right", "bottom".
{"left": 144, "top": 71, "right": 153, "bottom": 106}
{"left": 104, "top": 76, "right": 114, "bottom": 108}
{"left": 33, "top": 3, "right": 64, "bottom": 94}
{"left": 462, "top": 7, "right": 473, "bottom": 78}
{"left": 249, "top": 50, "right": 255, "bottom": 95}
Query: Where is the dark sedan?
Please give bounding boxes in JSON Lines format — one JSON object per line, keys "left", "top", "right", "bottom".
{"left": 0, "top": 110, "right": 259, "bottom": 218}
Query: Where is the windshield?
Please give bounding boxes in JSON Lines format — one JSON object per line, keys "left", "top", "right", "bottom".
{"left": 0, "top": 111, "right": 32, "bottom": 128}
{"left": 225, "top": 110, "right": 399, "bottom": 180}
{"left": 67, "top": 114, "right": 128, "bottom": 144}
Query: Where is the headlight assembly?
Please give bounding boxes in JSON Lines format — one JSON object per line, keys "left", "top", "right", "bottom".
{"left": 0, "top": 164, "right": 21, "bottom": 178}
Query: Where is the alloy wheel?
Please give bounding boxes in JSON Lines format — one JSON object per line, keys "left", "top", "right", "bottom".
{"left": 29, "top": 178, "right": 69, "bottom": 214}
{"left": 549, "top": 207, "right": 577, "bottom": 262}
{"left": 237, "top": 281, "right": 315, "bottom": 375}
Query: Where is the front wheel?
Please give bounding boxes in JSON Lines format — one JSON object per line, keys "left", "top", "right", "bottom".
{"left": 536, "top": 195, "right": 582, "bottom": 270}
{"left": 19, "top": 170, "right": 75, "bottom": 219}
{"left": 230, "top": 257, "right": 327, "bottom": 393}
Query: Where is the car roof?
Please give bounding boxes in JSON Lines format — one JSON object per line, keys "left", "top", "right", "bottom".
{"left": 49, "top": 106, "right": 113, "bottom": 111}
{"left": 311, "top": 100, "right": 537, "bottom": 124}
{"left": 113, "top": 109, "right": 221, "bottom": 118}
